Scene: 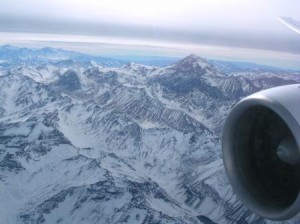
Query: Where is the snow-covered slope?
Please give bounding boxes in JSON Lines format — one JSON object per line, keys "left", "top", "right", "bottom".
{"left": 0, "top": 45, "right": 125, "bottom": 70}
{"left": 0, "top": 53, "right": 298, "bottom": 224}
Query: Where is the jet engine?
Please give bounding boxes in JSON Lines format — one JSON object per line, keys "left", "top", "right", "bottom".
{"left": 222, "top": 84, "right": 300, "bottom": 220}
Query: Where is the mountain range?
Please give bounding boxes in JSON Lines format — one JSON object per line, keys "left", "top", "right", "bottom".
{"left": 0, "top": 46, "right": 299, "bottom": 224}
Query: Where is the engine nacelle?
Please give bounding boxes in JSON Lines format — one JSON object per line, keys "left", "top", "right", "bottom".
{"left": 222, "top": 84, "right": 300, "bottom": 220}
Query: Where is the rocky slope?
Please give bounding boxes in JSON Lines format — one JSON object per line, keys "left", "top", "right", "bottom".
{"left": 0, "top": 50, "right": 299, "bottom": 224}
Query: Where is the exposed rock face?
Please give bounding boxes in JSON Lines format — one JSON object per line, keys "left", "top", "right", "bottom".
{"left": 55, "top": 69, "right": 82, "bottom": 91}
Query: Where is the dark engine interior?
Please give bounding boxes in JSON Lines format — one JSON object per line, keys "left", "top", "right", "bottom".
{"left": 233, "top": 106, "right": 300, "bottom": 211}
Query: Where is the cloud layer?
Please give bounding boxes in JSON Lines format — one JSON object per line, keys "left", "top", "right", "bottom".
{"left": 0, "top": 0, "right": 299, "bottom": 68}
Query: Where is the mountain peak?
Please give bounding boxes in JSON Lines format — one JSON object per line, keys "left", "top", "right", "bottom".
{"left": 0, "top": 44, "right": 20, "bottom": 51}
{"left": 122, "top": 61, "right": 148, "bottom": 70}
{"left": 127, "top": 62, "right": 137, "bottom": 67}
{"left": 185, "top": 53, "right": 204, "bottom": 59}
{"left": 170, "top": 54, "right": 213, "bottom": 74}
{"left": 38, "top": 47, "right": 63, "bottom": 54}
{"left": 181, "top": 54, "right": 209, "bottom": 64}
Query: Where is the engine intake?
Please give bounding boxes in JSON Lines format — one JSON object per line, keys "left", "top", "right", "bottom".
{"left": 222, "top": 84, "right": 300, "bottom": 220}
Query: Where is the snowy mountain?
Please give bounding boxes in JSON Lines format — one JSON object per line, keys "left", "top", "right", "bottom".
{"left": 209, "top": 60, "right": 293, "bottom": 74}
{"left": 0, "top": 45, "right": 179, "bottom": 73}
{"left": 0, "top": 45, "right": 125, "bottom": 70}
{"left": 0, "top": 51, "right": 299, "bottom": 224}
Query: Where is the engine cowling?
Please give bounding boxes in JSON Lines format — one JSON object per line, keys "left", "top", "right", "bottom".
{"left": 222, "top": 84, "right": 300, "bottom": 220}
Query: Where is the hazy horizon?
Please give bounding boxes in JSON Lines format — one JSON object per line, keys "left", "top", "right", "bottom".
{"left": 1, "top": 43, "right": 300, "bottom": 71}
{"left": 0, "top": 0, "right": 300, "bottom": 69}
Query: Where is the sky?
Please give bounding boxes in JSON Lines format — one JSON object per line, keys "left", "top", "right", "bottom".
{"left": 0, "top": 0, "right": 300, "bottom": 68}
